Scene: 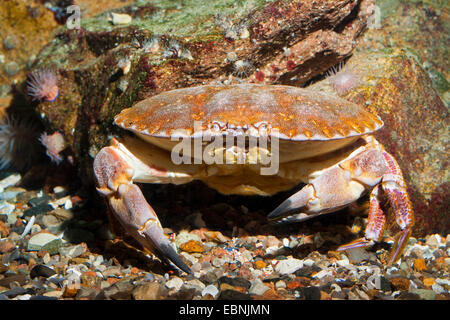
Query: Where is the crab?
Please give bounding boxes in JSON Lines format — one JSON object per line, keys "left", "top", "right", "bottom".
{"left": 93, "top": 84, "right": 414, "bottom": 274}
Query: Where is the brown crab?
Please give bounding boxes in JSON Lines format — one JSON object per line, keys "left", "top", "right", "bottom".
{"left": 93, "top": 84, "right": 414, "bottom": 274}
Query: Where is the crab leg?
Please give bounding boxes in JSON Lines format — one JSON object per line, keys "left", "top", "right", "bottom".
{"left": 93, "top": 138, "right": 192, "bottom": 274}
{"left": 379, "top": 150, "right": 414, "bottom": 264}
{"left": 336, "top": 149, "right": 414, "bottom": 264}
{"left": 335, "top": 184, "right": 384, "bottom": 250}
{"left": 269, "top": 136, "right": 414, "bottom": 264}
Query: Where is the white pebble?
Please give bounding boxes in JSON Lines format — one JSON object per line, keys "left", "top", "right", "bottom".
{"left": 165, "top": 277, "right": 184, "bottom": 291}
{"left": 303, "top": 259, "right": 315, "bottom": 267}
{"left": 249, "top": 279, "right": 269, "bottom": 296}
{"left": 202, "top": 284, "right": 219, "bottom": 298}
{"left": 0, "top": 173, "right": 21, "bottom": 192}
{"left": 20, "top": 215, "right": 35, "bottom": 238}
{"left": 432, "top": 284, "right": 445, "bottom": 294}
{"left": 274, "top": 258, "right": 303, "bottom": 275}
{"left": 312, "top": 269, "right": 330, "bottom": 279}
{"left": 111, "top": 12, "right": 132, "bottom": 25}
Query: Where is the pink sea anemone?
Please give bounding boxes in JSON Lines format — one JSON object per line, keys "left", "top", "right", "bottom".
{"left": 0, "top": 115, "right": 41, "bottom": 170}
{"left": 39, "top": 132, "right": 65, "bottom": 164}
{"left": 326, "top": 62, "right": 361, "bottom": 94}
{"left": 27, "top": 69, "right": 59, "bottom": 102}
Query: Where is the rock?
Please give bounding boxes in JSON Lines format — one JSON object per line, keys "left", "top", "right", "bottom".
{"left": 311, "top": 48, "right": 448, "bottom": 237}
{"left": 75, "top": 286, "right": 99, "bottom": 300}
{"left": 249, "top": 279, "right": 269, "bottom": 296}
{"left": 63, "top": 284, "right": 79, "bottom": 298}
{"left": 413, "top": 258, "right": 428, "bottom": 272}
{"left": 101, "top": 266, "right": 122, "bottom": 277}
{"left": 254, "top": 260, "right": 267, "bottom": 269}
{"left": 110, "top": 12, "right": 132, "bottom": 25}
{"left": 30, "top": 265, "right": 56, "bottom": 278}
{"left": 346, "top": 247, "right": 374, "bottom": 263}
{"left": 2, "top": 286, "right": 27, "bottom": 298}
{"left": 28, "top": 194, "right": 52, "bottom": 207}
{"left": 175, "top": 231, "right": 202, "bottom": 247}
{"left": 42, "top": 290, "right": 63, "bottom": 299}
{"left": 387, "top": 276, "right": 409, "bottom": 292}
{"left": 58, "top": 244, "right": 86, "bottom": 259}
{"left": 411, "top": 289, "right": 437, "bottom": 301}
{"left": 165, "top": 277, "right": 184, "bottom": 291}
{"left": 0, "top": 274, "right": 27, "bottom": 287}
{"left": 179, "top": 240, "right": 205, "bottom": 253}
{"left": 81, "top": 271, "right": 101, "bottom": 288}
{"left": 52, "top": 208, "right": 74, "bottom": 220}
{"left": 0, "top": 174, "right": 21, "bottom": 192}
{"left": 274, "top": 258, "right": 304, "bottom": 275}
{"left": 27, "top": 232, "right": 62, "bottom": 254}
{"left": 218, "top": 289, "right": 251, "bottom": 300}
{"left": 183, "top": 279, "right": 206, "bottom": 293}
{"left": 103, "top": 280, "right": 134, "bottom": 300}
{"left": 0, "top": 240, "right": 15, "bottom": 254}
{"left": 42, "top": 215, "right": 62, "bottom": 230}
{"left": 23, "top": 204, "right": 53, "bottom": 217}
{"left": 133, "top": 281, "right": 161, "bottom": 300}
{"left": 0, "top": 201, "right": 15, "bottom": 222}
{"left": 0, "top": 187, "right": 25, "bottom": 201}
{"left": 426, "top": 234, "right": 443, "bottom": 248}
{"left": 298, "top": 286, "right": 321, "bottom": 300}
{"left": 202, "top": 284, "right": 219, "bottom": 298}
{"left": 218, "top": 276, "right": 251, "bottom": 290}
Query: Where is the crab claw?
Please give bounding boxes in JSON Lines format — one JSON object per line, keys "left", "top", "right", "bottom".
{"left": 94, "top": 141, "right": 192, "bottom": 274}
{"left": 268, "top": 185, "right": 318, "bottom": 223}
{"left": 113, "top": 184, "right": 192, "bottom": 275}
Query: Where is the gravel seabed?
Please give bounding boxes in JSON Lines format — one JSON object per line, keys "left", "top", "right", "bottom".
{"left": 0, "top": 171, "right": 448, "bottom": 301}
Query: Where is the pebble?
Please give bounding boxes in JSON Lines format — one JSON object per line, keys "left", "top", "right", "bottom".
{"left": 111, "top": 12, "right": 132, "bottom": 25}
{"left": 180, "top": 240, "right": 205, "bottom": 253}
{"left": 59, "top": 244, "right": 86, "bottom": 259}
{"left": 0, "top": 174, "right": 21, "bottom": 192}
{"left": 426, "top": 234, "right": 443, "bottom": 248}
{"left": 132, "top": 281, "right": 161, "bottom": 300}
{"left": 411, "top": 289, "right": 436, "bottom": 300}
{"left": 0, "top": 187, "right": 25, "bottom": 201}
{"left": 0, "top": 240, "right": 15, "bottom": 253}
{"left": 202, "top": 284, "right": 219, "bottom": 298}
{"left": 0, "top": 201, "right": 15, "bottom": 221}
{"left": 43, "top": 290, "right": 63, "bottom": 299}
{"left": 27, "top": 232, "right": 62, "bottom": 254}
{"left": 346, "top": 247, "right": 375, "bottom": 263}
{"left": 165, "top": 277, "right": 184, "bottom": 291}
{"left": 274, "top": 258, "right": 304, "bottom": 275}
{"left": 249, "top": 279, "right": 269, "bottom": 296}
{"left": 30, "top": 265, "right": 56, "bottom": 278}
{"left": 175, "top": 231, "right": 202, "bottom": 247}
{"left": 413, "top": 258, "right": 427, "bottom": 271}
{"left": 183, "top": 279, "right": 206, "bottom": 293}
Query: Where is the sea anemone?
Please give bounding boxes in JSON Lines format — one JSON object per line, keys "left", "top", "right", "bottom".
{"left": 27, "top": 69, "right": 59, "bottom": 102}
{"left": 0, "top": 115, "right": 41, "bottom": 170}
{"left": 233, "top": 59, "right": 253, "bottom": 78}
{"left": 39, "top": 132, "right": 66, "bottom": 165}
{"left": 326, "top": 62, "right": 361, "bottom": 94}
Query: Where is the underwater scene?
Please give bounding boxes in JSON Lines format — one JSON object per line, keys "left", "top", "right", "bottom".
{"left": 0, "top": 0, "right": 448, "bottom": 304}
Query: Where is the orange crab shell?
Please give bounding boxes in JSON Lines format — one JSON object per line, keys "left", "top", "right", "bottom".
{"left": 115, "top": 84, "right": 383, "bottom": 140}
